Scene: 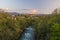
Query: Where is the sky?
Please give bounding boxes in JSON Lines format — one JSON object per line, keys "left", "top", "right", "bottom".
{"left": 0, "top": 0, "right": 60, "bottom": 14}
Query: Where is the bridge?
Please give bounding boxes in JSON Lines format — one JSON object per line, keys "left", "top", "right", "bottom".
{"left": 19, "top": 26, "right": 35, "bottom": 40}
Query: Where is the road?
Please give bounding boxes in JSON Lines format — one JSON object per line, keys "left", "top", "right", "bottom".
{"left": 19, "top": 26, "right": 35, "bottom": 40}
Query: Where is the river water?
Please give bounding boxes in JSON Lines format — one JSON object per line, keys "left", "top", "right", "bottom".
{"left": 19, "top": 26, "right": 35, "bottom": 40}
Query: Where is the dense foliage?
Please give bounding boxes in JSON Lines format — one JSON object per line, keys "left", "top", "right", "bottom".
{"left": 0, "top": 8, "right": 60, "bottom": 40}
{"left": 0, "top": 12, "right": 30, "bottom": 40}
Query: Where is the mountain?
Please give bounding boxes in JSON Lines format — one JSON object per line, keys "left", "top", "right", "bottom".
{"left": 7, "top": 12, "right": 20, "bottom": 16}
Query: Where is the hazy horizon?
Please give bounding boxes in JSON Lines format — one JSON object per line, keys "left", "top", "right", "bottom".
{"left": 0, "top": 0, "right": 60, "bottom": 14}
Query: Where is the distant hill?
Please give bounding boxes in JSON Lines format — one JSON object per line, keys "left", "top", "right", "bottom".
{"left": 7, "top": 12, "right": 20, "bottom": 16}
{"left": 6, "top": 12, "right": 50, "bottom": 17}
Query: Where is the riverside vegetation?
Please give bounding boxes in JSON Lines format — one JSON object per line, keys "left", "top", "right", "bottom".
{"left": 0, "top": 8, "right": 60, "bottom": 40}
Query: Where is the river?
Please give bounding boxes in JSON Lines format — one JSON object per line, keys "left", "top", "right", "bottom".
{"left": 19, "top": 26, "right": 35, "bottom": 40}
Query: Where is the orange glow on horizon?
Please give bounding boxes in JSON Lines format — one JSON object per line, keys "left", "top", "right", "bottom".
{"left": 31, "top": 10, "right": 37, "bottom": 14}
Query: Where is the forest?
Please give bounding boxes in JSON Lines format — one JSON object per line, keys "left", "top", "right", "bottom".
{"left": 0, "top": 8, "right": 60, "bottom": 40}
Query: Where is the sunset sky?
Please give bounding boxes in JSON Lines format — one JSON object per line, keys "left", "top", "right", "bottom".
{"left": 0, "top": 0, "right": 60, "bottom": 14}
